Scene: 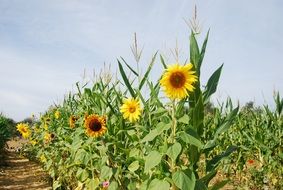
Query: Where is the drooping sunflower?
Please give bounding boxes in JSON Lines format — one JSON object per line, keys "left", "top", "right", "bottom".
{"left": 160, "top": 63, "right": 197, "bottom": 100}
{"left": 120, "top": 98, "right": 142, "bottom": 122}
{"left": 16, "top": 123, "right": 31, "bottom": 139}
{"left": 69, "top": 115, "right": 78, "bottom": 128}
{"left": 84, "top": 114, "right": 107, "bottom": 137}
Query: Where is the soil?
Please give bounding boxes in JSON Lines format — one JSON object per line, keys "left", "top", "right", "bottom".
{"left": 0, "top": 138, "right": 52, "bottom": 190}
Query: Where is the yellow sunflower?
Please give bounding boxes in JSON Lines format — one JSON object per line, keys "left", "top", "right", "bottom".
{"left": 16, "top": 123, "right": 31, "bottom": 139}
{"left": 160, "top": 63, "right": 197, "bottom": 100}
{"left": 54, "top": 110, "right": 60, "bottom": 119}
{"left": 84, "top": 114, "right": 107, "bottom": 137}
{"left": 120, "top": 98, "right": 142, "bottom": 122}
{"left": 44, "top": 132, "right": 55, "bottom": 143}
{"left": 69, "top": 115, "right": 78, "bottom": 128}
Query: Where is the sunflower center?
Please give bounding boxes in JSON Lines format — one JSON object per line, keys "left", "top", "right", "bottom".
{"left": 129, "top": 106, "right": 136, "bottom": 113}
{"left": 89, "top": 120, "right": 102, "bottom": 132}
{"left": 169, "top": 72, "right": 186, "bottom": 88}
{"left": 22, "top": 128, "right": 27, "bottom": 133}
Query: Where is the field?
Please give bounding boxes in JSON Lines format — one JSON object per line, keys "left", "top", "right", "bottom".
{"left": 1, "top": 30, "right": 282, "bottom": 190}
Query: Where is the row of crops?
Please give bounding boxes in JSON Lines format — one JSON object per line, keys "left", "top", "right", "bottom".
{"left": 17, "top": 31, "right": 282, "bottom": 190}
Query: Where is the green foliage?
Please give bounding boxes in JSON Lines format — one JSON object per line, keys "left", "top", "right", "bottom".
{"left": 0, "top": 114, "right": 16, "bottom": 150}
{"left": 23, "top": 29, "right": 283, "bottom": 190}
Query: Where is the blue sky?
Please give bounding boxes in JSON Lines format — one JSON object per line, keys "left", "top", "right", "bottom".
{"left": 0, "top": 0, "right": 282, "bottom": 121}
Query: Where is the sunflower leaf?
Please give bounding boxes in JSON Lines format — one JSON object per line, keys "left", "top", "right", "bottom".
{"left": 144, "top": 151, "right": 162, "bottom": 173}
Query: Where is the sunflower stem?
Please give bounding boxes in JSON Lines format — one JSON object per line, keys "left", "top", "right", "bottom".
{"left": 171, "top": 99, "right": 177, "bottom": 143}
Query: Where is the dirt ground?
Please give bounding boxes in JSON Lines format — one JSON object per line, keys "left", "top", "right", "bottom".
{"left": 0, "top": 138, "right": 52, "bottom": 190}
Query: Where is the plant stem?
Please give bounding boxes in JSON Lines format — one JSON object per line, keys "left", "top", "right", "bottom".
{"left": 171, "top": 100, "right": 177, "bottom": 143}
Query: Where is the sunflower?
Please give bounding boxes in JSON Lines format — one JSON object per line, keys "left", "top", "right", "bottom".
{"left": 84, "top": 114, "right": 107, "bottom": 137}
{"left": 160, "top": 63, "right": 197, "bottom": 100}
{"left": 54, "top": 110, "right": 60, "bottom": 119}
{"left": 69, "top": 115, "right": 78, "bottom": 128}
{"left": 44, "top": 132, "right": 55, "bottom": 143}
{"left": 120, "top": 98, "right": 142, "bottom": 122}
{"left": 16, "top": 123, "right": 31, "bottom": 139}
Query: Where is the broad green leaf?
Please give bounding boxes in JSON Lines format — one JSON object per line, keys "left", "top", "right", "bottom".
{"left": 141, "top": 129, "right": 159, "bottom": 142}
{"left": 178, "top": 114, "right": 190, "bottom": 124}
{"left": 101, "top": 166, "right": 113, "bottom": 180}
{"left": 166, "top": 142, "right": 182, "bottom": 161}
{"left": 173, "top": 170, "right": 196, "bottom": 190}
{"left": 76, "top": 168, "right": 89, "bottom": 182}
{"left": 129, "top": 148, "right": 140, "bottom": 157}
{"left": 203, "top": 64, "right": 223, "bottom": 104}
{"left": 118, "top": 59, "right": 136, "bottom": 97}
{"left": 144, "top": 151, "right": 162, "bottom": 172}
{"left": 128, "top": 160, "right": 139, "bottom": 172}
{"left": 148, "top": 179, "right": 170, "bottom": 190}
{"left": 141, "top": 122, "right": 170, "bottom": 142}
{"left": 86, "top": 178, "right": 100, "bottom": 190}
{"left": 108, "top": 181, "right": 119, "bottom": 190}
{"left": 179, "top": 131, "right": 203, "bottom": 148}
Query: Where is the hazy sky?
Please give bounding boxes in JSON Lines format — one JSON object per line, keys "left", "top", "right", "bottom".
{"left": 0, "top": 0, "right": 282, "bottom": 121}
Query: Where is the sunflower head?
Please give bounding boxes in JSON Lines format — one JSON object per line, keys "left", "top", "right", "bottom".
{"left": 54, "top": 110, "right": 60, "bottom": 119}
{"left": 16, "top": 123, "right": 31, "bottom": 139}
{"left": 84, "top": 114, "right": 107, "bottom": 138}
{"left": 69, "top": 115, "right": 78, "bottom": 128}
{"left": 44, "top": 132, "right": 55, "bottom": 143}
{"left": 120, "top": 98, "right": 142, "bottom": 123}
{"left": 160, "top": 63, "right": 198, "bottom": 100}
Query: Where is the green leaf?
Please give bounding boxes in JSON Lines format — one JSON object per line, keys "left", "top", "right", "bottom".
{"left": 203, "top": 64, "right": 223, "bottom": 104}
{"left": 173, "top": 170, "right": 196, "bottom": 190}
{"left": 210, "top": 180, "right": 229, "bottom": 190}
{"left": 206, "top": 146, "right": 237, "bottom": 172}
{"left": 213, "top": 106, "right": 239, "bottom": 141}
{"left": 160, "top": 54, "right": 167, "bottom": 69}
{"left": 53, "top": 180, "right": 61, "bottom": 190}
{"left": 101, "top": 166, "right": 113, "bottom": 180}
{"left": 200, "top": 170, "right": 217, "bottom": 185}
{"left": 199, "top": 30, "right": 209, "bottom": 67}
{"left": 86, "top": 178, "right": 100, "bottom": 190}
{"left": 128, "top": 160, "right": 140, "bottom": 172}
{"left": 118, "top": 59, "right": 136, "bottom": 97}
{"left": 141, "top": 122, "right": 170, "bottom": 143}
{"left": 108, "top": 181, "right": 119, "bottom": 190}
{"left": 144, "top": 151, "right": 162, "bottom": 173}
{"left": 195, "top": 180, "right": 208, "bottom": 190}
{"left": 192, "top": 95, "right": 204, "bottom": 135}
{"left": 179, "top": 131, "right": 203, "bottom": 148}
{"left": 139, "top": 52, "right": 157, "bottom": 90}
{"left": 120, "top": 57, "right": 139, "bottom": 76}
{"left": 76, "top": 168, "right": 89, "bottom": 182}
{"left": 178, "top": 114, "right": 190, "bottom": 124}
{"left": 190, "top": 32, "right": 200, "bottom": 75}
{"left": 148, "top": 179, "right": 170, "bottom": 190}
{"left": 166, "top": 142, "right": 182, "bottom": 161}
